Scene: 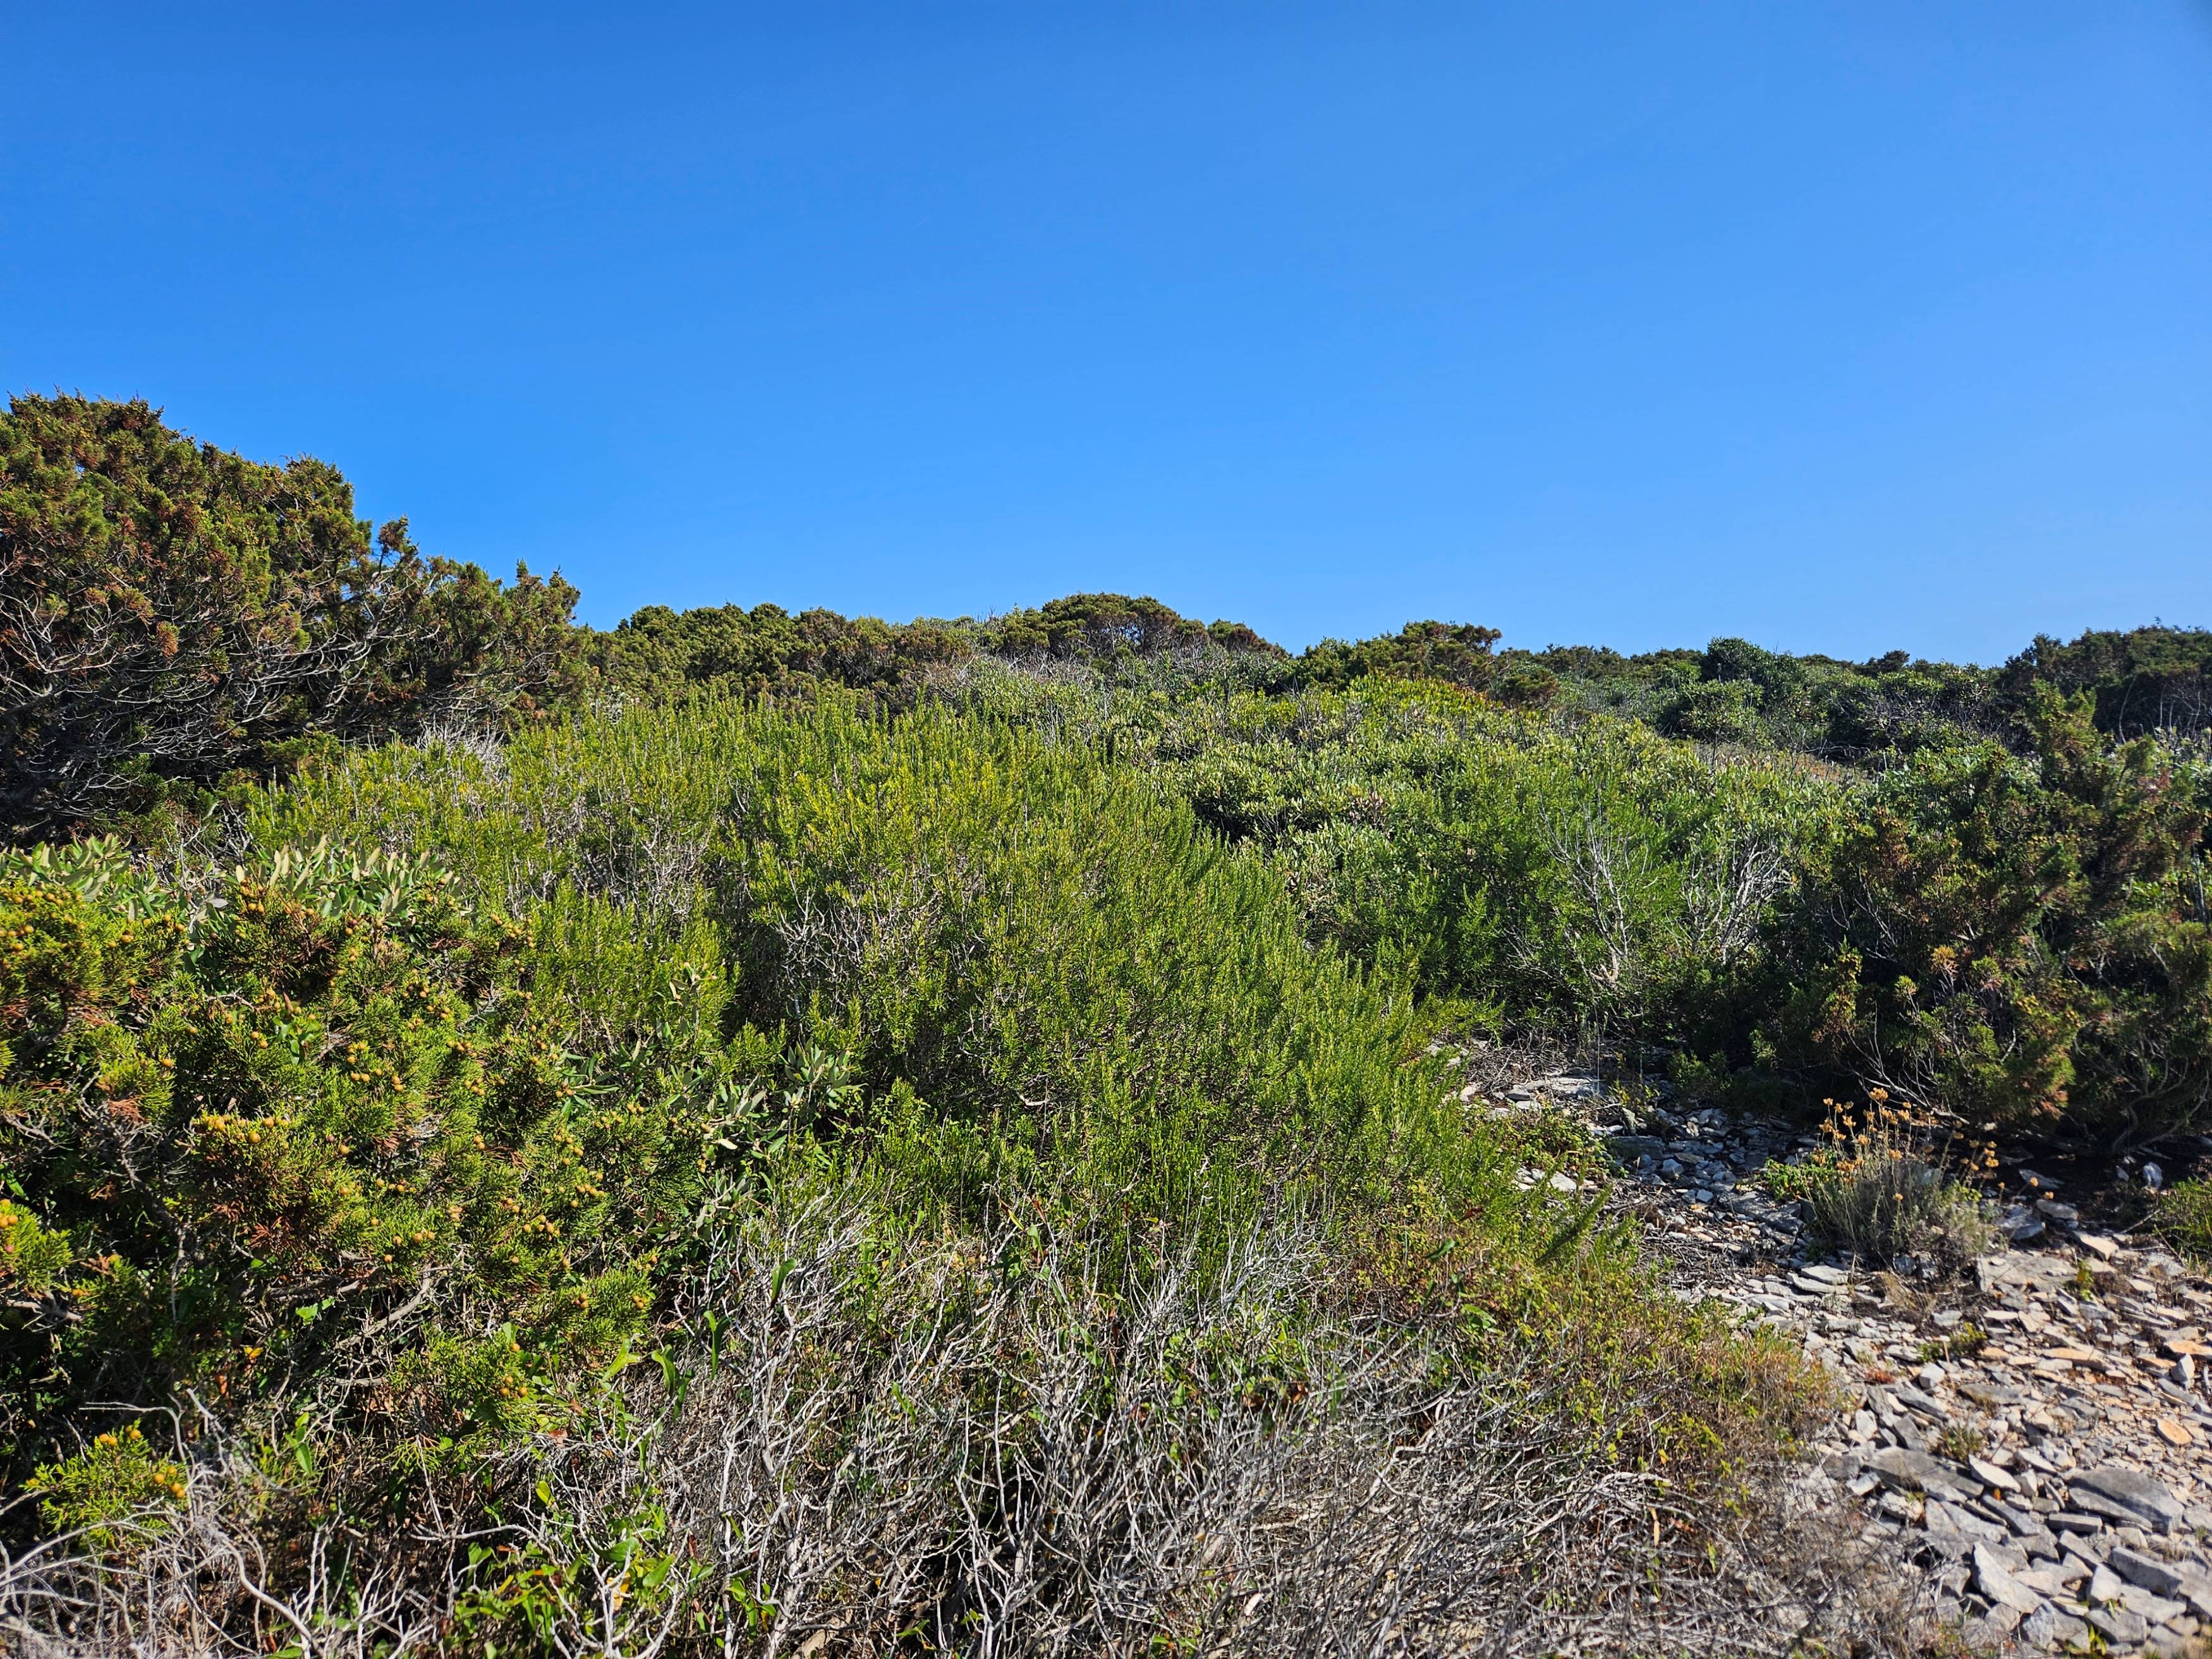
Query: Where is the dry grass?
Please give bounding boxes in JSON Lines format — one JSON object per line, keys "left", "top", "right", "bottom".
{"left": 2, "top": 1187, "right": 1908, "bottom": 1658}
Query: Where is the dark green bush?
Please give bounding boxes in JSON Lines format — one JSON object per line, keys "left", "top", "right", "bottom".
{"left": 1998, "top": 626, "right": 2212, "bottom": 741}
{"left": 586, "top": 590, "right": 1285, "bottom": 714}
{"left": 1296, "top": 620, "right": 1557, "bottom": 707}
{"left": 0, "top": 395, "right": 586, "bottom": 839}
{"left": 590, "top": 600, "right": 970, "bottom": 709}
{"left": 985, "top": 590, "right": 1281, "bottom": 660}
{"left": 1656, "top": 678, "right": 1769, "bottom": 747}
{"left": 1757, "top": 689, "right": 2212, "bottom": 1134}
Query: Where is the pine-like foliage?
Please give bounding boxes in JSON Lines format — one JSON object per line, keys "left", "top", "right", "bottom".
{"left": 0, "top": 396, "right": 585, "bottom": 837}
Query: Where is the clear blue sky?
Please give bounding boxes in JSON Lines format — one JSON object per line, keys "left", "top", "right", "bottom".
{"left": 6, "top": 4, "right": 2209, "bottom": 661}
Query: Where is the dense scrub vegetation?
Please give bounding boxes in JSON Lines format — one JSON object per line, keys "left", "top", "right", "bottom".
{"left": 20, "top": 395, "right": 2205, "bottom": 844}
{"left": 940, "top": 656, "right": 2212, "bottom": 1138}
{"left": 3, "top": 699, "right": 1824, "bottom": 1654}
{"left": 4, "top": 394, "right": 2209, "bottom": 1651}
{"left": 947, "top": 663, "right": 1828, "bottom": 1046}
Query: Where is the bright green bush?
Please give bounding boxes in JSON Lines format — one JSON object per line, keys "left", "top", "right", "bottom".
{"left": 0, "top": 835, "right": 743, "bottom": 1480}
{"left": 1294, "top": 619, "right": 1555, "bottom": 707}
{"left": 1655, "top": 678, "right": 1769, "bottom": 747}
{"left": 25, "top": 1423, "right": 185, "bottom": 1554}
{"left": 589, "top": 600, "right": 969, "bottom": 710}
{"left": 249, "top": 698, "right": 1479, "bottom": 1231}
{"left": 0, "top": 1198, "right": 73, "bottom": 1297}
{"left": 950, "top": 664, "right": 1836, "bottom": 1051}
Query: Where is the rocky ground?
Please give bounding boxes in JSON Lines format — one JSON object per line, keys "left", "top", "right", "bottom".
{"left": 1461, "top": 1055, "right": 2212, "bottom": 1656}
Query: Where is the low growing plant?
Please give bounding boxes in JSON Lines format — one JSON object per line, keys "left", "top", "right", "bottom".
{"left": 2154, "top": 1178, "right": 2212, "bottom": 1266}
{"left": 1791, "top": 1090, "right": 1992, "bottom": 1268}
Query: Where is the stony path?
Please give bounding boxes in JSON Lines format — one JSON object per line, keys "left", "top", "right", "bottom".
{"left": 1476, "top": 1064, "right": 2212, "bottom": 1655}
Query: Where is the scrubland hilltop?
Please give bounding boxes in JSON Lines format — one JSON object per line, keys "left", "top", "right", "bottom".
{"left": 6, "top": 394, "right": 2212, "bottom": 1656}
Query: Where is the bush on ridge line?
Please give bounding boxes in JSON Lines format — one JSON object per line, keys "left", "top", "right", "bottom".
{"left": 0, "top": 394, "right": 586, "bottom": 841}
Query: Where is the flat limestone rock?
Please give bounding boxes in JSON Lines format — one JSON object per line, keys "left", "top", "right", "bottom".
{"left": 2070, "top": 1486, "right": 2158, "bottom": 1529}
{"left": 1864, "top": 1446, "right": 1976, "bottom": 1505}
{"left": 1889, "top": 1381, "right": 1948, "bottom": 1418}
{"left": 2071, "top": 1465, "right": 2186, "bottom": 1534}
{"left": 2019, "top": 1563, "right": 2081, "bottom": 1596}
{"left": 1534, "top": 1073, "right": 1604, "bottom": 1100}
{"left": 1979, "top": 1253, "right": 2081, "bottom": 1295}
{"left": 2179, "top": 1572, "right": 2212, "bottom": 1621}
{"left": 2021, "top": 1605, "right": 2089, "bottom": 1650}
{"left": 1919, "top": 1512, "right": 1974, "bottom": 1561}
{"left": 1789, "top": 1272, "right": 1846, "bottom": 1299}
{"left": 1969, "top": 1455, "right": 2021, "bottom": 1492}
{"left": 2089, "top": 1605, "right": 2149, "bottom": 1646}
{"left": 2111, "top": 1546, "right": 2188, "bottom": 1598}
{"left": 1929, "top": 1498, "right": 2007, "bottom": 1548}
{"left": 1974, "top": 1543, "right": 2045, "bottom": 1615}
{"left": 1962, "top": 1612, "right": 2020, "bottom": 1649}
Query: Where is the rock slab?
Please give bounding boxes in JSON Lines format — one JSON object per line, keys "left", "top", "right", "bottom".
{"left": 2073, "top": 1466, "right": 2187, "bottom": 1534}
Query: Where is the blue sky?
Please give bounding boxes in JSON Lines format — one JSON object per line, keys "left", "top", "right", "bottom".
{"left": 5, "top": 3, "right": 2209, "bottom": 661}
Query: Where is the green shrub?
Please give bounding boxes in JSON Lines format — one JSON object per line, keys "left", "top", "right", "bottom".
{"left": 950, "top": 664, "right": 1835, "bottom": 1052}
{"left": 1758, "top": 689, "right": 2212, "bottom": 1133}
{"left": 985, "top": 589, "right": 1281, "bottom": 660}
{"left": 1295, "top": 619, "right": 1555, "bottom": 707}
{"left": 1656, "top": 679, "right": 1768, "bottom": 747}
{"left": 586, "top": 590, "right": 1285, "bottom": 715}
{"left": 1996, "top": 625, "right": 2212, "bottom": 742}
{"left": 249, "top": 697, "right": 1483, "bottom": 1234}
{"left": 0, "top": 835, "right": 742, "bottom": 1480}
{"left": 0, "top": 1198, "right": 73, "bottom": 1297}
{"left": 24, "top": 1423, "right": 185, "bottom": 1554}
{"left": 589, "top": 600, "right": 970, "bottom": 710}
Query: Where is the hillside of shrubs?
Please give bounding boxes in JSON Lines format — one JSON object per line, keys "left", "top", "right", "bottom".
{"left": 4, "top": 394, "right": 2211, "bottom": 1653}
